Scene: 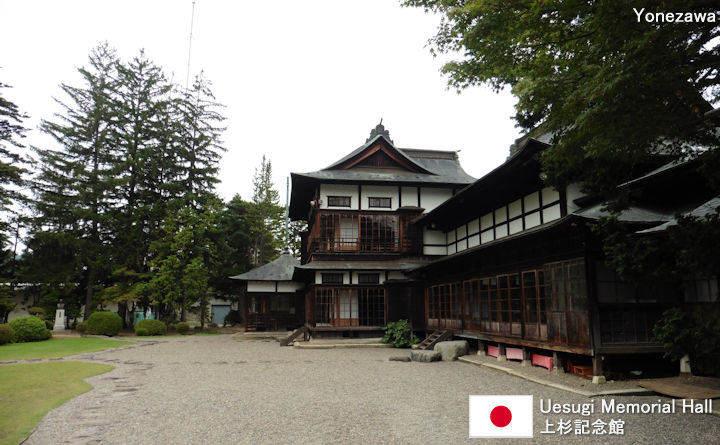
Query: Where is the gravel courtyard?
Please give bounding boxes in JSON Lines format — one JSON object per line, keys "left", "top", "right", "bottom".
{"left": 25, "top": 335, "right": 720, "bottom": 445}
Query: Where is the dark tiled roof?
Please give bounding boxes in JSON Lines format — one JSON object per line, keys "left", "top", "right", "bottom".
{"left": 573, "top": 203, "right": 674, "bottom": 224}
{"left": 229, "top": 252, "right": 300, "bottom": 281}
{"left": 294, "top": 140, "right": 475, "bottom": 186}
{"left": 637, "top": 196, "right": 720, "bottom": 233}
{"left": 295, "top": 259, "right": 427, "bottom": 271}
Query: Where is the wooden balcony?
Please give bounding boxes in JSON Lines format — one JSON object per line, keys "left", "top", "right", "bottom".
{"left": 306, "top": 210, "right": 422, "bottom": 255}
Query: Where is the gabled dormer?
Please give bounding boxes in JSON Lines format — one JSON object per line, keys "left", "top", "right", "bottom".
{"left": 289, "top": 123, "right": 475, "bottom": 221}
{"left": 322, "top": 122, "right": 433, "bottom": 175}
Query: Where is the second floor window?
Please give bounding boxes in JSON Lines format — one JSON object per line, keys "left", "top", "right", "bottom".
{"left": 358, "top": 273, "right": 380, "bottom": 284}
{"left": 322, "top": 273, "right": 344, "bottom": 284}
{"left": 368, "top": 197, "right": 391, "bottom": 208}
{"left": 327, "top": 196, "right": 351, "bottom": 207}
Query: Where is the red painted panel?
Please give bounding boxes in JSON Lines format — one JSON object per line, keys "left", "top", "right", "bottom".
{"left": 487, "top": 345, "right": 499, "bottom": 357}
{"left": 532, "top": 353, "right": 553, "bottom": 372}
{"left": 506, "top": 347, "right": 523, "bottom": 361}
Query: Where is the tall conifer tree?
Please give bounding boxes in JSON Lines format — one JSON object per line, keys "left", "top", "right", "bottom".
{"left": 32, "top": 43, "right": 121, "bottom": 319}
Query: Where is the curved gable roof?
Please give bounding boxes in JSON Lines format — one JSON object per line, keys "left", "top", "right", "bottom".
{"left": 229, "top": 252, "right": 299, "bottom": 282}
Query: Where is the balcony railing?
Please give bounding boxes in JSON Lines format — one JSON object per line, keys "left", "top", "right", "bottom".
{"left": 306, "top": 210, "right": 422, "bottom": 254}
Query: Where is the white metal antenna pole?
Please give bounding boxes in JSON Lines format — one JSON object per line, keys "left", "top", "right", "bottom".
{"left": 185, "top": 1, "right": 196, "bottom": 90}
{"left": 285, "top": 176, "right": 290, "bottom": 246}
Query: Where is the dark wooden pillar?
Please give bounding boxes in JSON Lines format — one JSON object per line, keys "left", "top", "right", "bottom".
{"left": 521, "top": 347, "right": 531, "bottom": 367}
{"left": 592, "top": 355, "right": 606, "bottom": 384}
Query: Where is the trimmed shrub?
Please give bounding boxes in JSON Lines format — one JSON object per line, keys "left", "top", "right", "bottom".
{"left": 134, "top": 319, "right": 166, "bottom": 336}
{"left": 86, "top": 312, "right": 123, "bottom": 336}
{"left": 135, "top": 328, "right": 149, "bottom": 336}
{"left": 28, "top": 306, "right": 46, "bottom": 317}
{"left": 44, "top": 319, "right": 54, "bottom": 330}
{"left": 176, "top": 322, "right": 190, "bottom": 334}
{"left": 9, "top": 316, "right": 52, "bottom": 343}
{"left": 0, "top": 324, "right": 14, "bottom": 345}
{"left": 223, "top": 309, "right": 242, "bottom": 326}
{"left": 76, "top": 321, "right": 88, "bottom": 334}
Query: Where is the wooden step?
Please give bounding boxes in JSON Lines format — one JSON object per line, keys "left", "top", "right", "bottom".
{"left": 416, "top": 330, "right": 453, "bottom": 350}
{"left": 280, "top": 326, "right": 309, "bottom": 346}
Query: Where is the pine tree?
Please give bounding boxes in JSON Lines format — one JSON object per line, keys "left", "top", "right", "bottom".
{"left": 112, "top": 50, "right": 173, "bottom": 274}
{"left": 0, "top": 81, "right": 29, "bottom": 321}
{"left": 248, "top": 156, "right": 285, "bottom": 266}
{"left": 0, "top": 82, "right": 28, "bottom": 240}
{"left": 172, "top": 72, "right": 226, "bottom": 209}
{"left": 32, "top": 43, "right": 122, "bottom": 319}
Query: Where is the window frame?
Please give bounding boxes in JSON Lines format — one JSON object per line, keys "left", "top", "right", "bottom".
{"left": 357, "top": 273, "right": 380, "bottom": 285}
{"left": 321, "top": 273, "right": 344, "bottom": 285}
{"left": 327, "top": 196, "right": 351, "bottom": 208}
{"left": 368, "top": 196, "right": 392, "bottom": 209}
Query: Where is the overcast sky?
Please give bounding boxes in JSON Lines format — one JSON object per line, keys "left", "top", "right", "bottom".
{"left": 1, "top": 0, "right": 521, "bottom": 204}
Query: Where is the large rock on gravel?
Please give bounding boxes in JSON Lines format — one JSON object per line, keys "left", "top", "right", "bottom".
{"left": 434, "top": 340, "right": 469, "bottom": 361}
{"left": 410, "top": 350, "right": 441, "bottom": 362}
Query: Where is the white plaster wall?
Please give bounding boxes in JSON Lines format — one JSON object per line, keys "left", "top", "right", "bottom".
{"left": 543, "top": 204, "right": 562, "bottom": 222}
{"left": 495, "top": 207, "right": 507, "bottom": 223}
{"left": 423, "top": 227, "right": 446, "bottom": 245}
{"left": 319, "top": 184, "right": 359, "bottom": 210}
{"left": 248, "top": 281, "right": 276, "bottom": 292}
{"left": 524, "top": 191, "right": 540, "bottom": 211}
{"left": 277, "top": 281, "right": 304, "bottom": 292}
{"left": 314, "top": 271, "right": 350, "bottom": 285}
{"left": 542, "top": 186, "right": 560, "bottom": 204}
{"left": 468, "top": 218, "right": 480, "bottom": 235}
{"left": 495, "top": 224, "right": 508, "bottom": 239}
{"left": 400, "top": 186, "right": 419, "bottom": 207}
{"left": 388, "top": 271, "right": 406, "bottom": 280}
{"left": 525, "top": 212, "right": 541, "bottom": 229}
{"left": 509, "top": 218, "right": 523, "bottom": 235}
{"left": 480, "top": 212, "right": 493, "bottom": 230}
{"left": 468, "top": 234, "right": 480, "bottom": 248}
{"left": 508, "top": 199, "right": 522, "bottom": 219}
{"left": 424, "top": 245, "right": 447, "bottom": 255}
{"left": 420, "top": 187, "right": 453, "bottom": 212}
{"left": 481, "top": 229, "right": 494, "bottom": 244}
{"left": 565, "top": 183, "right": 585, "bottom": 214}
{"left": 360, "top": 185, "right": 399, "bottom": 211}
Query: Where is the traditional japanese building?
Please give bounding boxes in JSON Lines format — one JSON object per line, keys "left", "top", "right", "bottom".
{"left": 411, "top": 134, "right": 718, "bottom": 380}
{"left": 230, "top": 249, "right": 304, "bottom": 331}
{"left": 288, "top": 123, "right": 475, "bottom": 336}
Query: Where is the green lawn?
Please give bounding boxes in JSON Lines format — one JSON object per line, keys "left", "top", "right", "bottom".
{"left": 0, "top": 361, "right": 114, "bottom": 445}
{"left": 0, "top": 338, "right": 134, "bottom": 361}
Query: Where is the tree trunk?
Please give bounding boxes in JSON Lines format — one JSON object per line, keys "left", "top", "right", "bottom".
{"left": 84, "top": 267, "right": 96, "bottom": 320}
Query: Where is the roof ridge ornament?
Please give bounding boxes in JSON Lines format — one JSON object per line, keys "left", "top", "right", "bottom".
{"left": 366, "top": 119, "right": 393, "bottom": 144}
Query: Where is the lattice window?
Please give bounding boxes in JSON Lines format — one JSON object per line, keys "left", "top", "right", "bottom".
{"left": 321, "top": 273, "right": 343, "bottom": 284}
{"left": 368, "top": 197, "right": 391, "bottom": 208}
{"left": 327, "top": 196, "right": 351, "bottom": 207}
{"left": 358, "top": 288, "right": 385, "bottom": 326}
{"left": 358, "top": 273, "right": 380, "bottom": 285}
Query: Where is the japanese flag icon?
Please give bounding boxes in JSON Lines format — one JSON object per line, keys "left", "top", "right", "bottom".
{"left": 469, "top": 395, "right": 533, "bottom": 438}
